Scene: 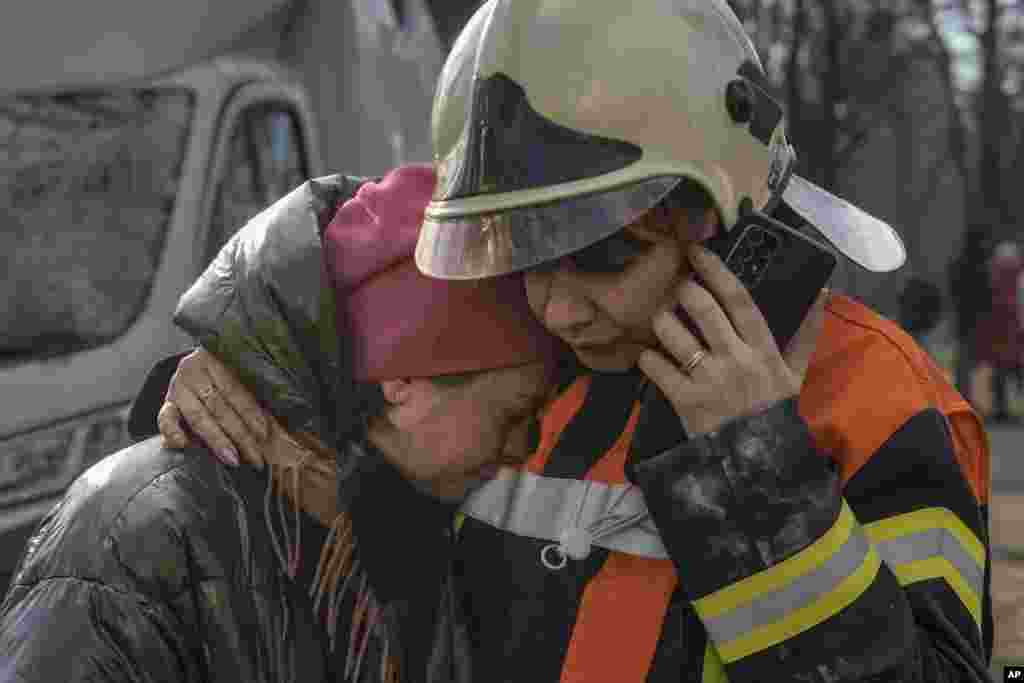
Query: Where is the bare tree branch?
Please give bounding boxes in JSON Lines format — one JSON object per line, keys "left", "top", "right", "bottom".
{"left": 978, "top": 0, "right": 1012, "bottom": 226}
{"left": 833, "top": 46, "right": 922, "bottom": 167}
{"left": 786, "top": 0, "right": 808, "bottom": 161}
{"left": 820, "top": 0, "right": 846, "bottom": 189}
{"left": 913, "top": 153, "right": 959, "bottom": 207}
{"left": 918, "top": 0, "right": 972, "bottom": 181}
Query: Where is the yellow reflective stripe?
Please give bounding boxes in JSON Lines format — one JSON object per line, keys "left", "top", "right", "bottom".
{"left": 702, "top": 640, "right": 729, "bottom": 683}
{"left": 864, "top": 507, "right": 984, "bottom": 626}
{"left": 695, "top": 501, "right": 856, "bottom": 619}
{"left": 891, "top": 556, "right": 982, "bottom": 625}
{"left": 454, "top": 512, "right": 466, "bottom": 536}
{"left": 864, "top": 507, "right": 984, "bottom": 568}
{"left": 715, "top": 547, "right": 881, "bottom": 663}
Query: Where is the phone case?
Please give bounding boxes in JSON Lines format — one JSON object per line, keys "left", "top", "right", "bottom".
{"left": 701, "top": 212, "right": 837, "bottom": 351}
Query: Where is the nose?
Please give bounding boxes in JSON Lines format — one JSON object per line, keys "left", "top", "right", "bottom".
{"left": 544, "top": 270, "right": 595, "bottom": 338}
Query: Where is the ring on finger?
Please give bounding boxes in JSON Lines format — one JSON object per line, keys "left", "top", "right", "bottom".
{"left": 681, "top": 348, "right": 709, "bottom": 376}
{"left": 196, "top": 385, "right": 217, "bottom": 402}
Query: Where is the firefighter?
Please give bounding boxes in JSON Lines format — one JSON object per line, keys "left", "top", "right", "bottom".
{"left": 154, "top": 1, "right": 992, "bottom": 680}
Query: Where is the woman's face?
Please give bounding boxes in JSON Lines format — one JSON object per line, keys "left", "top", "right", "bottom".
{"left": 375, "top": 361, "right": 555, "bottom": 500}
{"left": 524, "top": 204, "right": 718, "bottom": 372}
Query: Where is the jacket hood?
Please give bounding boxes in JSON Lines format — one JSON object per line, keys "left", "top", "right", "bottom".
{"left": 173, "top": 175, "right": 368, "bottom": 450}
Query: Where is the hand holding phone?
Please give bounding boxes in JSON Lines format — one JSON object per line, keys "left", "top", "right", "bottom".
{"left": 698, "top": 210, "right": 836, "bottom": 352}
{"left": 629, "top": 209, "right": 836, "bottom": 462}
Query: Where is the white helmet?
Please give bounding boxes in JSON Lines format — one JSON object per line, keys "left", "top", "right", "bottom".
{"left": 415, "top": 0, "right": 906, "bottom": 279}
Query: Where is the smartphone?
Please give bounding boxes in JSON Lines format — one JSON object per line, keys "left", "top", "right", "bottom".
{"left": 697, "top": 210, "right": 837, "bottom": 352}
{"left": 628, "top": 211, "right": 837, "bottom": 462}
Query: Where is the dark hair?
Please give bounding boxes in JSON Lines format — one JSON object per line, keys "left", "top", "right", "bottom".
{"left": 657, "top": 178, "right": 715, "bottom": 215}
{"left": 348, "top": 381, "right": 389, "bottom": 430}
{"left": 621, "top": 177, "right": 717, "bottom": 239}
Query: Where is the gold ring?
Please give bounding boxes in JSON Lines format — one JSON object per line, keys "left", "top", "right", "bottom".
{"left": 682, "top": 349, "right": 708, "bottom": 375}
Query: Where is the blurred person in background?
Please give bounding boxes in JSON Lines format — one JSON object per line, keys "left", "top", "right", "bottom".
{"left": 897, "top": 274, "right": 945, "bottom": 348}
{"left": 978, "top": 241, "right": 1023, "bottom": 423}
{"left": 949, "top": 232, "right": 994, "bottom": 405}
{"left": 150, "top": 1, "right": 992, "bottom": 680}
{"left": 1018, "top": 257, "right": 1024, "bottom": 391}
{"left": 0, "top": 166, "right": 562, "bottom": 682}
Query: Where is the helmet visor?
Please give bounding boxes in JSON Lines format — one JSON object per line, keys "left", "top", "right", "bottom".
{"left": 416, "top": 176, "right": 680, "bottom": 279}
{"left": 782, "top": 175, "right": 906, "bottom": 273}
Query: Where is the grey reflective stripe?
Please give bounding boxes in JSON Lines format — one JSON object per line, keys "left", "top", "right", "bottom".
{"left": 874, "top": 528, "right": 984, "bottom": 600}
{"left": 459, "top": 468, "right": 669, "bottom": 559}
{"left": 699, "top": 527, "right": 870, "bottom": 646}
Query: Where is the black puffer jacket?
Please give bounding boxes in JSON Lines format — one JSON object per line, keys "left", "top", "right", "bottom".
{"left": 0, "top": 176, "right": 471, "bottom": 683}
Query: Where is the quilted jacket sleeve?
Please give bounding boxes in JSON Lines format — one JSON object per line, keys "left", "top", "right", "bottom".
{"left": 0, "top": 577, "right": 202, "bottom": 683}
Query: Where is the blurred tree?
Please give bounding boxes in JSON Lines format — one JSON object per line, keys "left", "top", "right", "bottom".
{"left": 728, "top": 0, "right": 922, "bottom": 196}
{"left": 729, "top": 0, "right": 944, "bottom": 310}
{"left": 729, "top": 0, "right": 1023, "bottom": 325}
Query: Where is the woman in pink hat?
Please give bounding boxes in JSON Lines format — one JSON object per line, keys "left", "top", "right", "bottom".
{"left": 0, "top": 165, "right": 562, "bottom": 683}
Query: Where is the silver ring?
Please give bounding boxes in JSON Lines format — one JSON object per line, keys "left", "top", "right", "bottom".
{"left": 682, "top": 349, "right": 708, "bottom": 375}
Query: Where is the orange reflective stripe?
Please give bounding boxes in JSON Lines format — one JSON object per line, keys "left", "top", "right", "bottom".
{"left": 559, "top": 553, "right": 678, "bottom": 683}
{"left": 525, "top": 375, "right": 591, "bottom": 474}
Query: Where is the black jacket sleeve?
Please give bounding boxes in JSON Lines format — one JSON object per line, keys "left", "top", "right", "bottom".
{"left": 129, "top": 354, "right": 458, "bottom": 606}
{"left": 0, "top": 578, "right": 203, "bottom": 682}
{"left": 125, "top": 355, "right": 467, "bottom": 680}
{"left": 627, "top": 398, "right": 992, "bottom": 682}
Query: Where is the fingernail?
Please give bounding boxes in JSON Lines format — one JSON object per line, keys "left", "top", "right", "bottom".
{"left": 220, "top": 447, "right": 239, "bottom": 467}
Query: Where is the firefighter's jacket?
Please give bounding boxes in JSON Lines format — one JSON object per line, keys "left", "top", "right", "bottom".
{"left": 452, "top": 293, "right": 992, "bottom": 682}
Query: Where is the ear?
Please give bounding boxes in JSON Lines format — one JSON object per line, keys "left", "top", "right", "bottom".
{"left": 379, "top": 378, "right": 414, "bottom": 406}
{"left": 378, "top": 378, "right": 438, "bottom": 430}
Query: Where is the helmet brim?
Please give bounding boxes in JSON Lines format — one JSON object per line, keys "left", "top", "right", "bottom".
{"left": 782, "top": 175, "right": 906, "bottom": 273}
{"left": 415, "top": 176, "right": 680, "bottom": 279}
{"left": 415, "top": 172, "right": 907, "bottom": 280}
